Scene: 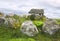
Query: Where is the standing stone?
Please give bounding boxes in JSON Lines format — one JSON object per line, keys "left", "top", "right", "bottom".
{"left": 42, "top": 18, "right": 60, "bottom": 35}
{"left": 29, "top": 9, "right": 44, "bottom": 16}
{"left": 20, "top": 21, "right": 38, "bottom": 36}
{"left": 29, "top": 9, "right": 44, "bottom": 20}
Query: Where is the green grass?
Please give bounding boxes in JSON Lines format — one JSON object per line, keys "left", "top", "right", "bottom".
{"left": 56, "top": 19, "right": 60, "bottom": 24}
{"left": 0, "top": 16, "right": 60, "bottom": 41}
{"left": 0, "top": 23, "right": 60, "bottom": 41}
{"left": 9, "top": 38, "right": 36, "bottom": 41}
{"left": 33, "top": 20, "right": 43, "bottom": 28}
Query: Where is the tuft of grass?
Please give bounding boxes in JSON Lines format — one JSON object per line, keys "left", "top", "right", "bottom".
{"left": 56, "top": 19, "right": 60, "bottom": 24}
{"left": 9, "top": 38, "right": 36, "bottom": 41}
{"left": 33, "top": 20, "right": 43, "bottom": 28}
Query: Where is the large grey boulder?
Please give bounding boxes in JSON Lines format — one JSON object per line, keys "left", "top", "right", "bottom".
{"left": 29, "top": 9, "right": 44, "bottom": 17}
{"left": 29, "top": 9, "right": 44, "bottom": 14}
{"left": 42, "top": 18, "right": 60, "bottom": 35}
{"left": 20, "top": 21, "right": 38, "bottom": 36}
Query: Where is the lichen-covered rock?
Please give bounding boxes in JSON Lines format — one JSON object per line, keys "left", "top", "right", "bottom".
{"left": 42, "top": 18, "right": 60, "bottom": 35}
{"left": 20, "top": 21, "right": 38, "bottom": 36}
{"left": 4, "top": 18, "right": 20, "bottom": 29}
{"left": 4, "top": 18, "right": 16, "bottom": 26}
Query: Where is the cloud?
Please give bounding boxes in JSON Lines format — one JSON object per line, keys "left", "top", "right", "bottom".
{"left": 0, "top": 0, "right": 60, "bottom": 18}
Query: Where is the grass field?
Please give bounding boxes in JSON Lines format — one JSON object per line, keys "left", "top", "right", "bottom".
{"left": 0, "top": 14, "right": 60, "bottom": 41}
{"left": 0, "top": 21, "right": 60, "bottom": 41}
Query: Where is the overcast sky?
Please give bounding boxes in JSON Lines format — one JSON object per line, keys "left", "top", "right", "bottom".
{"left": 0, "top": 0, "right": 60, "bottom": 18}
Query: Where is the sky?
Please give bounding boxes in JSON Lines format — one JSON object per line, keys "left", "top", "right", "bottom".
{"left": 0, "top": 0, "right": 60, "bottom": 18}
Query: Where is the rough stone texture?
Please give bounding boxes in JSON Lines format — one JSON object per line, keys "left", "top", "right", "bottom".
{"left": 42, "top": 18, "right": 60, "bottom": 35}
{"left": 29, "top": 9, "right": 44, "bottom": 14}
{"left": 34, "top": 14, "right": 42, "bottom": 20}
{"left": 20, "top": 21, "right": 38, "bottom": 36}
{"left": 0, "top": 17, "right": 5, "bottom": 25}
{"left": 29, "top": 9, "right": 44, "bottom": 16}
{"left": 4, "top": 18, "right": 16, "bottom": 27}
